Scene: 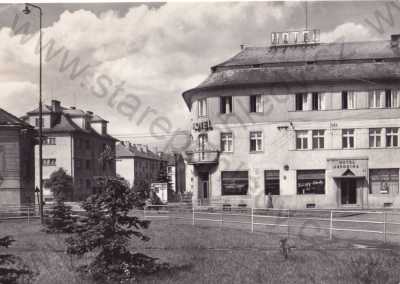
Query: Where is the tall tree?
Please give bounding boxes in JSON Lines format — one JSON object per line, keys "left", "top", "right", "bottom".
{"left": 65, "top": 176, "right": 167, "bottom": 281}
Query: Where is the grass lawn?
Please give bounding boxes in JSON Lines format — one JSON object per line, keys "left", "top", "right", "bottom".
{"left": 1, "top": 219, "right": 400, "bottom": 284}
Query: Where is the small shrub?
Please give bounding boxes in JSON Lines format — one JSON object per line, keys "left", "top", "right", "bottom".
{"left": 44, "top": 202, "right": 76, "bottom": 234}
{"left": 43, "top": 168, "right": 76, "bottom": 233}
{"left": 347, "top": 253, "right": 397, "bottom": 284}
{"left": 279, "top": 238, "right": 295, "bottom": 260}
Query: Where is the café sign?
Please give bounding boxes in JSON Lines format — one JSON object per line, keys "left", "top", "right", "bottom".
{"left": 327, "top": 158, "right": 368, "bottom": 178}
{"left": 192, "top": 119, "right": 212, "bottom": 132}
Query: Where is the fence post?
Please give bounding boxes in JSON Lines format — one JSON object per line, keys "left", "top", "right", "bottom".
{"left": 27, "top": 207, "right": 30, "bottom": 224}
{"left": 192, "top": 206, "right": 195, "bottom": 226}
{"left": 383, "top": 212, "right": 387, "bottom": 243}
{"left": 329, "top": 210, "right": 333, "bottom": 240}
{"left": 251, "top": 207, "right": 254, "bottom": 233}
{"left": 287, "top": 209, "right": 290, "bottom": 239}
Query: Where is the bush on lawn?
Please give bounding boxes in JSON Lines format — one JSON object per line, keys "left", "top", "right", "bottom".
{"left": 0, "top": 235, "right": 33, "bottom": 284}
{"left": 346, "top": 253, "right": 399, "bottom": 284}
{"left": 65, "top": 176, "right": 168, "bottom": 281}
{"left": 43, "top": 168, "right": 75, "bottom": 234}
{"left": 132, "top": 178, "right": 163, "bottom": 209}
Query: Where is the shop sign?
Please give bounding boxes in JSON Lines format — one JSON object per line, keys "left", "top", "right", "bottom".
{"left": 193, "top": 120, "right": 212, "bottom": 132}
{"left": 327, "top": 158, "right": 368, "bottom": 177}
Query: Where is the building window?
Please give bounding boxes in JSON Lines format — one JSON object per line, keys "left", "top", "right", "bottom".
{"left": 249, "top": 131, "right": 263, "bottom": 152}
{"left": 35, "top": 118, "right": 44, "bottom": 127}
{"left": 85, "top": 140, "right": 90, "bottom": 149}
{"left": 312, "top": 130, "right": 325, "bottom": 149}
{"left": 86, "top": 160, "right": 91, "bottom": 170}
{"left": 76, "top": 159, "right": 82, "bottom": 170}
{"left": 198, "top": 99, "right": 207, "bottom": 117}
{"left": 220, "top": 96, "right": 232, "bottom": 114}
{"left": 221, "top": 171, "right": 248, "bottom": 195}
{"left": 264, "top": 170, "right": 280, "bottom": 195}
{"left": 249, "top": 95, "right": 263, "bottom": 113}
{"left": 312, "top": 92, "right": 325, "bottom": 110}
{"left": 296, "top": 130, "right": 308, "bottom": 150}
{"left": 385, "top": 89, "right": 399, "bottom": 108}
{"left": 43, "top": 159, "right": 56, "bottom": 166}
{"left": 221, "top": 132, "right": 233, "bottom": 152}
{"left": 342, "top": 91, "right": 356, "bottom": 109}
{"left": 198, "top": 133, "right": 208, "bottom": 160}
{"left": 43, "top": 137, "right": 56, "bottom": 145}
{"left": 295, "top": 93, "right": 308, "bottom": 111}
{"left": 297, "top": 170, "right": 325, "bottom": 194}
{"left": 369, "top": 169, "right": 399, "bottom": 194}
{"left": 386, "top": 128, "right": 398, "bottom": 147}
{"left": 369, "top": 128, "right": 382, "bottom": 148}
{"left": 369, "top": 90, "right": 384, "bottom": 108}
{"left": 342, "top": 129, "right": 354, "bottom": 149}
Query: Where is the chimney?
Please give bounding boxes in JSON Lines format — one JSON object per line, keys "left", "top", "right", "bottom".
{"left": 51, "top": 100, "right": 61, "bottom": 112}
{"left": 391, "top": 34, "right": 400, "bottom": 47}
{"left": 70, "top": 106, "right": 76, "bottom": 110}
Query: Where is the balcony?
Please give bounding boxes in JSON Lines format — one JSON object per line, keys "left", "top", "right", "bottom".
{"left": 185, "top": 150, "right": 220, "bottom": 165}
{"left": 184, "top": 140, "right": 220, "bottom": 165}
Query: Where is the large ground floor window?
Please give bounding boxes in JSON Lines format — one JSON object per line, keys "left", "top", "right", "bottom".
{"left": 297, "top": 170, "right": 325, "bottom": 194}
{"left": 369, "top": 168, "right": 399, "bottom": 194}
{"left": 221, "top": 171, "right": 248, "bottom": 195}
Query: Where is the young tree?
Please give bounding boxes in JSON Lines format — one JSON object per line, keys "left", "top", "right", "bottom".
{"left": 43, "top": 168, "right": 75, "bottom": 233}
{"left": 65, "top": 176, "right": 167, "bottom": 281}
{"left": 0, "top": 235, "right": 33, "bottom": 283}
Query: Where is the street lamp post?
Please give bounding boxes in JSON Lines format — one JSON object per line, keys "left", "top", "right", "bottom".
{"left": 23, "top": 3, "right": 44, "bottom": 223}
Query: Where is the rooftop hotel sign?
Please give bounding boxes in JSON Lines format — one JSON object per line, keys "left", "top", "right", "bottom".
{"left": 271, "top": 29, "right": 320, "bottom": 47}
{"left": 327, "top": 157, "right": 368, "bottom": 178}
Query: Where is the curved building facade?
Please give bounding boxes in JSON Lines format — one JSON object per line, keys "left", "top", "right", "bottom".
{"left": 183, "top": 33, "right": 400, "bottom": 209}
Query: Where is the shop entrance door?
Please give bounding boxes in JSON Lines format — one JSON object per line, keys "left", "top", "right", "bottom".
{"left": 341, "top": 179, "right": 357, "bottom": 205}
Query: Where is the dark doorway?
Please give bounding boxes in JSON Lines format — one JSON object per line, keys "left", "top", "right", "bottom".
{"left": 198, "top": 172, "right": 209, "bottom": 200}
{"left": 341, "top": 179, "right": 357, "bottom": 205}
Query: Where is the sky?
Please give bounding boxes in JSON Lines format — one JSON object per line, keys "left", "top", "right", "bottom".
{"left": 0, "top": 1, "right": 399, "bottom": 151}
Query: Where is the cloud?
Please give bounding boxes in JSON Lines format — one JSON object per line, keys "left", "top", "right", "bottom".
{"left": 0, "top": 81, "right": 37, "bottom": 113}
{"left": 0, "top": 2, "right": 381, "bottom": 149}
{"left": 0, "top": 2, "right": 293, "bottom": 141}
{"left": 321, "top": 22, "right": 378, "bottom": 43}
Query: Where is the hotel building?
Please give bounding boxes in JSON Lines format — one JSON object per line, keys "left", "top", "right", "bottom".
{"left": 183, "top": 31, "right": 400, "bottom": 209}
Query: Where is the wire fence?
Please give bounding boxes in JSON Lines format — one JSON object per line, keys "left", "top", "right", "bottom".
{"left": 1, "top": 203, "right": 400, "bottom": 243}
{"left": 138, "top": 204, "right": 400, "bottom": 243}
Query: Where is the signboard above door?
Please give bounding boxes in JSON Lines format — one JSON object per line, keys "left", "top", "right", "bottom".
{"left": 327, "top": 157, "right": 368, "bottom": 178}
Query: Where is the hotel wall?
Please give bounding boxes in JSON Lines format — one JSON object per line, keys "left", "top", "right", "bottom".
{"left": 190, "top": 93, "right": 400, "bottom": 209}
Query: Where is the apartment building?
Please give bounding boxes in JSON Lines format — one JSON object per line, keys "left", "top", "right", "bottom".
{"left": 182, "top": 31, "right": 400, "bottom": 209}
{"left": 116, "top": 141, "right": 168, "bottom": 187}
{"left": 23, "top": 100, "right": 117, "bottom": 201}
{"left": 0, "top": 108, "right": 37, "bottom": 205}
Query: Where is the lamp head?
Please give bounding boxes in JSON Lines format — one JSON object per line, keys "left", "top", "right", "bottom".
{"left": 22, "top": 4, "right": 31, "bottom": 15}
